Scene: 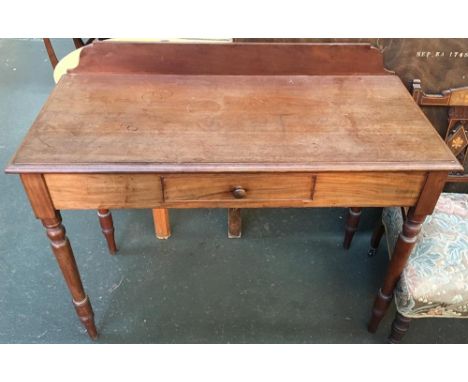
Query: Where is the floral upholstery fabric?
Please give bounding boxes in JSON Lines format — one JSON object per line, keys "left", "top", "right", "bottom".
{"left": 382, "top": 193, "right": 468, "bottom": 318}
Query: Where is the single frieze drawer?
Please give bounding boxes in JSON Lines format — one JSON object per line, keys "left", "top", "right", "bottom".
{"left": 162, "top": 174, "right": 316, "bottom": 202}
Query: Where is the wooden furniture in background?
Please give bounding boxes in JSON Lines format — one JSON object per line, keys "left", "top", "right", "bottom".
{"left": 6, "top": 42, "right": 461, "bottom": 339}
{"left": 97, "top": 208, "right": 117, "bottom": 254}
{"left": 152, "top": 208, "right": 171, "bottom": 239}
{"left": 43, "top": 38, "right": 96, "bottom": 69}
{"left": 343, "top": 207, "right": 362, "bottom": 249}
{"left": 412, "top": 79, "right": 468, "bottom": 182}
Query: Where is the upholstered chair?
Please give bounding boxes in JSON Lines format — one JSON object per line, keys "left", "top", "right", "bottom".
{"left": 369, "top": 193, "right": 468, "bottom": 342}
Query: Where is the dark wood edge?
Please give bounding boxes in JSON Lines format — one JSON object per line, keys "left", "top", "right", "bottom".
{"left": 448, "top": 174, "right": 468, "bottom": 183}
{"left": 310, "top": 176, "right": 317, "bottom": 199}
{"left": 99, "top": 41, "right": 374, "bottom": 47}
{"left": 5, "top": 161, "right": 462, "bottom": 174}
{"left": 46, "top": 202, "right": 422, "bottom": 210}
{"left": 160, "top": 176, "right": 166, "bottom": 202}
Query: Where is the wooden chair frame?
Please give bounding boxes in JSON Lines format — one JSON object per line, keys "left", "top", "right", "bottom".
{"left": 43, "top": 38, "right": 96, "bottom": 69}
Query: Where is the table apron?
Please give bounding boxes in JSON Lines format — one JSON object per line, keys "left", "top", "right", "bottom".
{"left": 43, "top": 171, "right": 428, "bottom": 210}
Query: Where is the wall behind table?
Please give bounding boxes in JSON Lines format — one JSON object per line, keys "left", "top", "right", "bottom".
{"left": 234, "top": 39, "right": 468, "bottom": 193}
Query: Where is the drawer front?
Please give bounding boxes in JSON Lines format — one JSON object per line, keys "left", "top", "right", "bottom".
{"left": 45, "top": 173, "right": 163, "bottom": 209}
{"left": 163, "top": 174, "right": 316, "bottom": 202}
{"left": 313, "top": 171, "right": 427, "bottom": 206}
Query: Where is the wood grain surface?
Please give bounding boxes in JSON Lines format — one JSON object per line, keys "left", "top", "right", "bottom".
{"left": 162, "top": 174, "right": 315, "bottom": 201}
{"left": 20, "top": 174, "right": 57, "bottom": 218}
{"left": 313, "top": 172, "right": 426, "bottom": 206}
{"left": 45, "top": 173, "right": 163, "bottom": 208}
{"left": 6, "top": 73, "right": 460, "bottom": 173}
{"left": 43, "top": 171, "right": 426, "bottom": 209}
{"left": 71, "top": 42, "right": 389, "bottom": 76}
{"left": 234, "top": 38, "right": 468, "bottom": 191}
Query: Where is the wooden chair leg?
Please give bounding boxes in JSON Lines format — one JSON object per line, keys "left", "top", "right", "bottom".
{"left": 153, "top": 208, "right": 171, "bottom": 239}
{"left": 388, "top": 312, "right": 411, "bottom": 344}
{"left": 43, "top": 38, "right": 58, "bottom": 69}
{"left": 97, "top": 209, "right": 117, "bottom": 254}
{"left": 368, "top": 221, "right": 385, "bottom": 257}
{"left": 343, "top": 207, "right": 362, "bottom": 249}
{"left": 228, "top": 208, "right": 242, "bottom": 238}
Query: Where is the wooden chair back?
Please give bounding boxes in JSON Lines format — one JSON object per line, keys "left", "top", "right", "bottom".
{"left": 43, "top": 38, "right": 91, "bottom": 69}
{"left": 411, "top": 79, "right": 468, "bottom": 183}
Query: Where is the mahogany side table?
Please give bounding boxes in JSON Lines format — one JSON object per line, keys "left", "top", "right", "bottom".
{"left": 5, "top": 42, "right": 462, "bottom": 339}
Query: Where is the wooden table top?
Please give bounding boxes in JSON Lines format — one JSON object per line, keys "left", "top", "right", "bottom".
{"left": 6, "top": 72, "right": 461, "bottom": 173}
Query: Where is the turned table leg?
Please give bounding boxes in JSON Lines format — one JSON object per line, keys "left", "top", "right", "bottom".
{"left": 97, "top": 209, "right": 117, "bottom": 254}
{"left": 228, "top": 208, "right": 242, "bottom": 238}
{"left": 152, "top": 208, "right": 171, "bottom": 239}
{"left": 343, "top": 207, "right": 362, "bottom": 249}
{"left": 368, "top": 208, "right": 425, "bottom": 333}
{"left": 42, "top": 214, "right": 98, "bottom": 339}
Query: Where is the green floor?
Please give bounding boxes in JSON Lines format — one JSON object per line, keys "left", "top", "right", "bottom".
{"left": 0, "top": 39, "right": 466, "bottom": 343}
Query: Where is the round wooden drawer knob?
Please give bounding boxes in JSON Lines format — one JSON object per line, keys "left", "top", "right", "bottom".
{"left": 232, "top": 186, "right": 246, "bottom": 199}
